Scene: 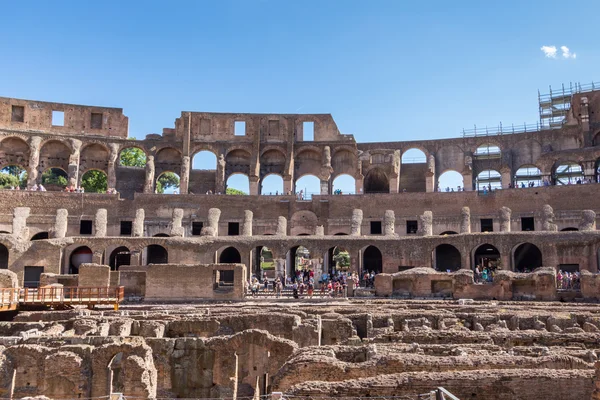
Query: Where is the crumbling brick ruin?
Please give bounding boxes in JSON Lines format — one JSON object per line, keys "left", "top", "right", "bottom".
{"left": 0, "top": 87, "right": 599, "bottom": 398}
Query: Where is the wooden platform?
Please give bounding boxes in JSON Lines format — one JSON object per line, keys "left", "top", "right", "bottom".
{"left": 0, "top": 286, "right": 125, "bottom": 311}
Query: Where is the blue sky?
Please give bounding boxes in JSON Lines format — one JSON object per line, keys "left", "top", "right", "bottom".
{"left": 1, "top": 1, "right": 598, "bottom": 194}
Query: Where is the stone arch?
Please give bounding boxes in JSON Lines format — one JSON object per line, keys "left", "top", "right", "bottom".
{"left": 331, "top": 148, "right": 358, "bottom": 178}
{"left": 155, "top": 170, "right": 180, "bottom": 194}
{"left": 143, "top": 244, "right": 168, "bottom": 264}
{"left": 290, "top": 210, "right": 318, "bottom": 235}
{"left": 0, "top": 243, "right": 8, "bottom": 269}
{"left": 225, "top": 148, "right": 251, "bottom": 176}
{"left": 512, "top": 138, "right": 542, "bottom": 167}
{"left": 435, "top": 145, "right": 464, "bottom": 174}
{"left": 287, "top": 245, "right": 320, "bottom": 278}
{"left": 476, "top": 169, "right": 501, "bottom": 191}
{"left": 474, "top": 143, "right": 502, "bottom": 157}
{"left": 0, "top": 136, "right": 30, "bottom": 169}
{"left": 108, "top": 352, "right": 124, "bottom": 394}
{"left": 514, "top": 164, "right": 542, "bottom": 187}
{"left": 295, "top": 174, "right": 320, "bottom": 198}
{"left": 154, "top": 147, "right": 182, "bottom": 177}
{"left": 326, "top": 245, "right": 351, "bottom": 275}
{"left": 192, "top": 149, "right": 217, "bottom": 170}
{"left": 226, "top": 173, "right": 250, "bottom": 194}
{"left": 218, "top": 246, "right": 242, "bottom": 263}
{"left": 80, "top": 169, "right": 108, "bottom": 193}
{"left": 401, "top": 148, "right": 427, "bottom": 163}
{"left": 261, "top": 173, "right": 284, "bottom": 195}
{"left": 332, "top": 174, "right": 356, "bottom": 194}
{"left": 364, "top": 168, "right": 389, "bottom": 193}
{"left": 437, "top": 170, "right": 464, "bottom": 191}
{"left": 433, "top": 244, "right": 461, "bottom": 272}
{"left": 440, "top": 231, "right": 458, "bottom": 235}
{"left": 553, "top": 161, "right": 584, "bottom": 185}
{"left": 118, "top": 146, "right": 147, "bottom": 167}
{"left": 472, "top": 243, "right": 501, "bottom": 271}
{"left": 363, "top": 245, "right": 382, "bottom": 274}
{"left": 39, "top": 139, "right": 71, "bottom": 172}
{"left": 260, "top": 148, "right": 286, "bottom": 177}
{"left": 69, "top": 246, "right": 92, "bottom": 274}
{"left": 561, "top": 227, "right": 579, "bottom": 232}
{"left": 294, "top": 148, "right": 321, "bottom": 179}
{"left": 41, "top": 167, "right": 69, "bottom": 190}
{"left": 0, "top": 165, "right": 27, "bottom": 189}
{"left": 80, "top": 143, "right": 109, "bottom": 173}
{"left": 31, "top": 232, "right": 49, "bottom": 241}
{"left": 109, "top": 246, "right": 131, "bottom": 271}
{"left": 513, "top": 242, "right": 543, "bottom": 272}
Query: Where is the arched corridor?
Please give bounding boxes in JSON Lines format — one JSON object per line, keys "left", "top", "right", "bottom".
{"left": 433, "top": 244, "right": 461, "bottom": 272}
{"left": 69, "top": 246, "right": 92, "bottom": 274}
{"left": 144, "top": 245, "right": 168, "bottom": 264}
{"left": 0, "top": 244, "right": 8, "bottom": 269}
{"left": 513, "top": 243, "right": 542, "bottom": 272}
{"left": 219, "top": 247, "right": 242, "bottom": 263}
{"left": 109, "top": 247, "right": 131, "bottom": 271}
{"left": 363, "top": 245, "right": 382, "bottom": 274}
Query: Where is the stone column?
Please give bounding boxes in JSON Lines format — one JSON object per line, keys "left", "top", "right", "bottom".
{"left": 541, "top": 205, "right": 558, "bottom": 231}
{"left": 169, "top": 208, "right": 185, "bottom": 237}
{"left": 95, "top": 209, "right": 107, "bottom": 237}
{"left": 216, "top": 154, "right": 226, "bottom": 194}
{"left": 179, "top": 156, "right": 190, "bottom": 194}
{"left": 460, "top": 207, "right": 471, "bottom": 234}
{"left": 68, "top": 139, "right": 82, "bottom": 187}
{"left": 425, "top": 155, "right": 435, "bottom": 193}
{"left": 51, "top": 209, "right": 68, "bottom": 239}
{"left": 351, "top": 209, "right": 363, "bottom": 236}
{"left": 133, "top": 209, "right": 145, "bottom": 237}
{"left": 283, "top": 175, "right": 293, "bottom": 195}
{"left": 201, "top": 208, "right": 221, "bottom": 236}
{"left": 12, "top": 207, "right": 30, "bottom": 241}
{"left": 499, "top": 207, "right": 511, "bottom": 232}
{"left": 355, "top": 176, "right": 364, "bottom": 195}
{"left": 275, "top": 216, "right": 287, "bottom": 236}
{"left": 143, "top": 155, "right": 155, "bottom": 194}
{"left": 462, "top": 171, "right": 473, "bottom": 191}
{"left": 107, "top": 143, "right": 119, "bottom": 190}
{"left": 249, "top": 176, "right": 260, "bottom": 195}
{"left": 384, "top": 210, "right": 396, "bottom": 236}
{"left": 501, "top": 167, "right": 512, "bottom": 189}
{"left": 320, "top": 180, "right": 330, "bottom": 195}
{"left": 27, "top": 136, "right": 42, "bottom": 188}
{"left": 583, "top": 160, "right": 597, "bottom": 183}
{"left": 579, "top": 210, "right": 597, "bottom": 231}
{"left": 243, "top": 210, "right": 253, "bottom": 236}
{"left": 315, "top": 225, "right": 324, "bottom": 236}
{"left": 419, "top": 211, "right": 433, "bottom": 236}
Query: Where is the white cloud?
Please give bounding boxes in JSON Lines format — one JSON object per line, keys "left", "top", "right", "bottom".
{"left": 561, "top": 46, "right": 577, "bottom": 59}
{"left": 541, "top": 45, "right": 557, "bottom": 58}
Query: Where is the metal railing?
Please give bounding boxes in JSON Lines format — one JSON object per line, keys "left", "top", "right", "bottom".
{"left": 462, "top": 122, "right": 552, "bottom": 137}
{"left": 19, "top": 286, "right": 125, "bottom": 305}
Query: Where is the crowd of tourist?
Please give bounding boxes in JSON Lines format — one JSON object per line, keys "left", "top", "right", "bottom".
{"left": 5, "top": 184, "right": 47, "bottom": 191}
{"left": 556, "top": 270, "right": 581, "bottom": 290}
{"left": 474, "top": 264, "right": 496, "bottom": 284}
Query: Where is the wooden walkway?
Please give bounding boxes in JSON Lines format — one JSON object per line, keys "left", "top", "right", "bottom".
{"left": 0, "top": 286, "right": 125, "bottom": 311}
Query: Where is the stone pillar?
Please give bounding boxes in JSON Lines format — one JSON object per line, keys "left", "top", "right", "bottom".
{"left": 320, "top": 180, "right": 329, "bottom": 195}
{"left": 419, "top": 211, "right": 433, "bottom": 236}
{"left": 275, "top": 216, "right": 287, "bottom": 236}
{"left": 355, "top": 176, "right": 364, "bottom": 195}
{"left": 499, "top": 207, "right": 511, "bottom": 232}
{"left": 129, "top": 250, "right": 142, "bottom": 266}
{"left": 384, "top": 210, "right": 396, "bottom": 236}
{"left": 201, "top": 208, "right": 221, "bottom": 236}
{"left": 94, "top": 209, "right": 107, "bottom": 237}
{"left": 541, "top": 205, "right": 558, "bottom": 232}
{"left": 283, "top": 175, "right": 293, "bottom": 195}
{"left": 51, "top": 209, "right": 68, "bottom": 239}
{"left": 501, "top": 167, "right": 512, "bottom": 189}
{"left": 249, "top": 176, "right": 260, "bottom": 195}
{"left": 107, "top": 143, "right": 119, "bottom": 190}
{"left": 27, "top": 136, "right": 42, "bottom": 188}
{"left": 583, "top": 160, "right": 597, "bottom": 183}
{"left": 216, "top": 154, "right": 226, "bottom": 194}
{"left": 133, "top": 209, "right": 145, "bottom": 237}
{"left": 315, "top": 225, "right": 324, "bottom": 236}
{"left": 169, "top": 208, "right": 185, "bottom": 237}
{"left": 460, "top": 207, "right": 471, "bottom": 234}
{"left": 12, "top": 207, "right": 30, "bottom": 241}
{"left": 242, "top": 210, "right": 253, "bottom": 236}
{"left": 425, "top": 154, "right": 435, "bottom": 193}
{"left": 179, "top": 156, "right": 190, "bottom": 194}
{"left": 579, "top": 210, "right": 597, "bottom": 231}
{"left": 68, "top": 139, "right": 82, "bottom": 187}
{"left": 351, "top": 209, "right": 363, "bottom": 236}
{"left": 143, "top": 155, "right": 155, "bottom": 194}
{"left": 462, "top": 171, "right": 473, "bottom": 191}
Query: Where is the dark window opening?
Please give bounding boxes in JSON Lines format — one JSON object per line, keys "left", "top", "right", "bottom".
{"left": 370, "top": 221, "right": 382, "bottom": 235}
{"left": 80, "top": 220, "right": 93, "bottom": 235}
{"left": 481, "top": 218, "right": 493, "bottom": 232}
{"left": 521, "top": 217, "right": 535, "bottom": 231}
{"left": 24, "top": 266, "right": 43, "bottom": 288}
{"left": 11, "top": 105, "right": 24, "bottom": 122}
{"left": 406, "top": 220, "right": 418, "bottom": 234}
{"left": 192, "top": 222, "right": 203, "bottom": 236}
{"left": 120, "top": 221, "right": 132, "bottom": 235}
{"left": 228, "top": 222, "right": 240, "bottom": 236}
{"left": 91, "top": 112, "right": 103, "bottom": 129}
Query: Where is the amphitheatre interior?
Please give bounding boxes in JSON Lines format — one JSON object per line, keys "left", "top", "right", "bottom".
{"left": 0, "top": 85, "right": 599, "bottom": 399}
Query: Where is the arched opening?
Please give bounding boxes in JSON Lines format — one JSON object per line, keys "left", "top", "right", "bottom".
{"left": 364, "top": 168, "right": 389, "bottom": 194}
{"left": 41, "top": 167, "right": 68, "bottom": 190}
{"left": 513, "top": 243, "right": 542, "bottom": 272}
{"left": 108, "top": 352, "right": 124, "bottom": 394}
{"left": 226, "top": 173, "right": 249, "bottom": 195}
{"left": 440, "top": 231, "right": 458, "bottom": 235}
{"left": 0, "top": 166, "right": 27, "bottom": 189}
{"left": 437, "top": 170, "right": 464, "bottom": 192}
{"left": 192, "top": 150, "right": 217, "bottom": 170}
{"left": 155, "top": 171, "right": 180, "bottom": 194}
{"left": 109, "top": 247, "right": 131, "bottom": 271}
{"left": 255, "top": 246, "right": 274, "bottom": 278}
{"left": 514, "top": 165, "right": 542, "bottom": 188}
{"left": 287, "top": 245, "right": 319, "bottom": 281}
{"left": 30, "top": 232, "right": 49, "bottom": 241}
{"left": 0, "top": 244, "right": 8, "bottom": 269}
{"left": 295, "top": 174, "right": 320, "bottom": 199}
{"left": 401, "top": 148, "right": 426, "bottom": 163}
{"left": 476, "top": 170, "right": 501, "bottom": 191}
{"left": 144, "top": 244, "right": 168, "bottom": 264}
{"left": 554, "top": 162, "right": 584, "bottom": 185}
{"left": 326, "top": 246, "right": 351, "bottom": 275}
{"left": 474, "top": 144, "right": 501, "bottom": 158}
{"left": 219, "top": 247, "right": 242, "bottom": 263}
{"left": 473, "top": 243, "right": 501, "bottom": 273}
{"left": 118, "top": 147, "right": 147, "bottom": 168}
{"left": 153, "top": 233, "right": 170, "bottom": 237}
{"left": 80, "top": 143, "right": 109, "bottom": 173}
{"left": 332, "top": 174, "right": 356, "bottom": 195}
{"left": 40, "top": 140, "right": 71, "bottom": 172}
{"left": 363, "top": 245, "right": 382, "bottom": 275}
{"left": 69, "top": 246, "right": 92, "bottom": 274}
{"left": 433, "top": 244, "right": 461, "bottom": 272}
{"left": 80, "top": 170, "right": 108, "bottom": 193}
{"left": 261, "top": 174, "right": 284, "bottom": 195}
{"left": 561, "top": 227, "right": 579, "bottom": 232}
